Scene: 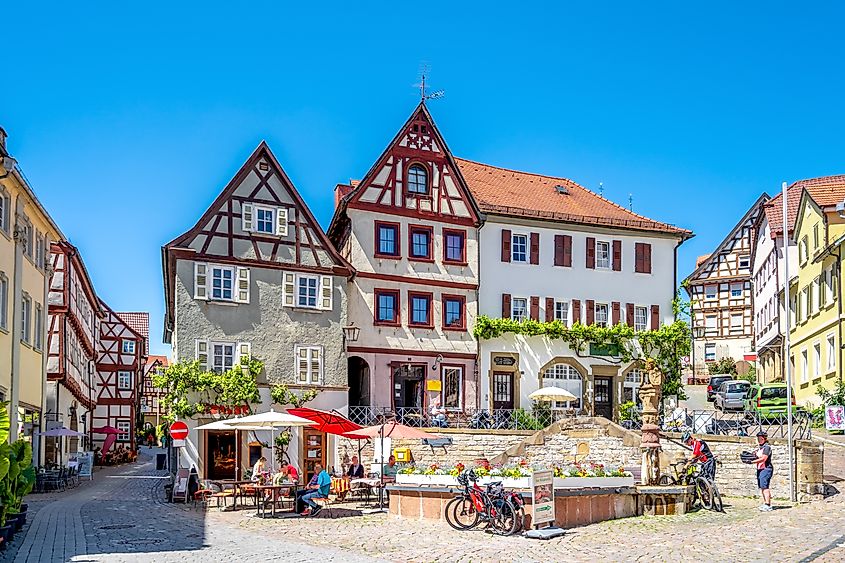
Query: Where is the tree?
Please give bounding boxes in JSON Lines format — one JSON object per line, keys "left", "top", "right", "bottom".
{"left": 707, "top": 357, "right": 737, "bottom": 376}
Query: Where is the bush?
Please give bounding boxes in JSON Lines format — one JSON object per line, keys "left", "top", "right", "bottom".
{"left": 618, "top": 401, "right": 639, "bottom": 422}
{"left": 708, "top": 358, "right": 737, "bottom": 376}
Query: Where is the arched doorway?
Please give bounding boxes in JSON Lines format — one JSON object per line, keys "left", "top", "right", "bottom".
{"left": 348, "top": 356, "right": 371, "bottom": 408}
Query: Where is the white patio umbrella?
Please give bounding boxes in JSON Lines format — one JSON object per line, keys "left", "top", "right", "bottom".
{"left": 195, "top": 418, "right": 268, "bottom": 479}
{"left": 226, "top": 410, "right": 316, "bottom": 471}
{"left": 529, "top": 386, "right": 578, "bottom": 419}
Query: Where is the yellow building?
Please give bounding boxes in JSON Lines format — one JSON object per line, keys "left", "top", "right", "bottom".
{"left": 788, "top": 183, "right": 845, "bottom": 406}
{"left": 0, "top": 127, "right": 64, "bottom": 447}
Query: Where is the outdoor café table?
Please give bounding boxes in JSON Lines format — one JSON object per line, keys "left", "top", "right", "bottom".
{"left": 331, "top": 476, "right": 350, "bottom": 499}
{"left": 350, "top": 478, "right": 382, "bottom": 506}
{"left": 253, "top": 483, "right": 298, "bottom": 518}
{"left": 213, "top": 480, "right": 254, "bottom": 510}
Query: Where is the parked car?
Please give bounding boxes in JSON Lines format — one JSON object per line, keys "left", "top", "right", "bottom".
{"left": 714, "top": 380, "right": 751, "bottom": 411}
{"left": 706, "top": 374, "right": 735, "bottom": 402}
{"left": 744, "top": 383, "right": 799, "bottom": 419}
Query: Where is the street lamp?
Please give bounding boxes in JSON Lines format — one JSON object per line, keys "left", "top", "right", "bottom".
{"left": 342, "top": 325, "right": 360, "bottom": 349}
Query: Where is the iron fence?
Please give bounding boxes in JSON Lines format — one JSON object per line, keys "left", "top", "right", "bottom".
{"left": 621, "top": 408, "right": 814, "bottom": 441}
{"left": 347, "top": 405, "right": 583, "bottom": 432}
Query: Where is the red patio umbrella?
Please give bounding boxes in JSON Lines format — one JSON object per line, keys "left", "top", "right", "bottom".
{"left": 287, "top": 408, "right": 363, "bottom": 436}
{"left": 93, "top": 426, "right": 122, "bottom": 454}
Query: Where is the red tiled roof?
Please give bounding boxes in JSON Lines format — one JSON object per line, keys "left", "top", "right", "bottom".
{"left": 454, "top": 158, "right": 692, "bottom": 237}
{"left": 765, "top": 175, "right": 845, "bottom": 234}
{"left": 696, "top": 254, "right": 711, "bottom": 267}
{"left": 117, "top": 312, "right": 150, "bottom": 354}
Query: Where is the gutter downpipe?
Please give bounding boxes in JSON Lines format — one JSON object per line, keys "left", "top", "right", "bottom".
{"left": 780, "top": 181, "right": 796, "bottom": 503}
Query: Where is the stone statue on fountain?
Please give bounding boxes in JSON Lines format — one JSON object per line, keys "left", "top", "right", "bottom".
{"left": 638, "top": 358, "right": 663, "bottom": 485}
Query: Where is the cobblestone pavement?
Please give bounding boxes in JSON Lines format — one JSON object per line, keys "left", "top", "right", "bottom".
{"left": 2, "top": 446, "right": 843, "bottom": 562}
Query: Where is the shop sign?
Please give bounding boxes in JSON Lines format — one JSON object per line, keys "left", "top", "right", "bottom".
{"left": 426, "top": 380, "right": 442, "bottom": 391}
{"left": 589, "top": 343, "right": 622, "bottom": 357}
{"left": 531, "top": 469, "right": 555, "bottom": 526}
{"left": 494, "top": 356, "right": 516, "bottom": 366}
{"left": 826, "top": 406, "right": 845, "bottom": 431}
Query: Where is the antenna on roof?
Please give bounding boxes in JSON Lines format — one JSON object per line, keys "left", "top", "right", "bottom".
{"left": 415, "top": 64, "right": 445, "bottom": 103}
{"left": 628, "top": 194, "right": 634, "bottom": 211}
{"left": 599, "top": 182, "right": 604, "bottom": 197}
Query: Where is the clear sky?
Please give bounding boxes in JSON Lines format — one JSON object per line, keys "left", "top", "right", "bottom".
{"left": 4, "top": 2, "right": 845, "bottom": 355}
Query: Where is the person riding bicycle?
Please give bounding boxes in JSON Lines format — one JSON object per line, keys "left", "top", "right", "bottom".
{"left": 682, "top": 431, "right": 716, "bottom": 481}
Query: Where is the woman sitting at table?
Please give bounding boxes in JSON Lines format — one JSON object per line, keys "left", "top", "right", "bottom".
{"left": 251, "top": 457, "right": 267, "bottom": 482}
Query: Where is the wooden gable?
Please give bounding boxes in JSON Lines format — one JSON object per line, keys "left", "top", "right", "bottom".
{"left": 346, "top": 103, "right": 480, "bottom": 225}
{"left": 168, "top": 142, "right": 350, "bottom": 274}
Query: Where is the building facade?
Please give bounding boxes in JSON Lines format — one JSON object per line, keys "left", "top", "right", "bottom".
{"left": 46, "top": 241, "right": 103, "bottom": 461}
{"left": 787, "top": 180, "right": 845, "bottom": 406}
{"left": 462, "top": 159, "right": 691, "bottom": 420}
{"left": 328, "top": 104, "right": 481, "bottom": 421}
{"left": 686, "top": 195, "right": 769, "bottom": 379}
{"left": 0, "top": 128, "right": 62, "bottom": 452}
{"left": 162, "top": 142, "right": 352, "bottom": 480}
{"left": 93, "top": 304, "right": 147, "bottom": 450}
{"left": 140, "top": 355, "right": 169, "bottom": 429}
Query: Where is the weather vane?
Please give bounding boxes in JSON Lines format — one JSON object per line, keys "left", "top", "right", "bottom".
{"left": 416, "top": 64, "right": 445, "bottom": 102}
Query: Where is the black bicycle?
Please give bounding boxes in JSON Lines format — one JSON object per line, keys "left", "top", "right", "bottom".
{"left": 658, "top": 459, "right": 723, "bottom": 512}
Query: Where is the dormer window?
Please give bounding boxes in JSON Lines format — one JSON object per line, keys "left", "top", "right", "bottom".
{"left": 407, "top": 164, "right": 428, "bottom": 195}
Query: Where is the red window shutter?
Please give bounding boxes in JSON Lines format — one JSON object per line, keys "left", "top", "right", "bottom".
{"left": 554, "top": 235, "right": 564, "bottom": 266}
{"left": 586, "top": 237, "right": 595, "bottom": 269}
{"left": 545, "top": 297, "right": 555, "bottom": 322}
{"left": 501, "top": 229, "right": 511, "bottom": 263}
{"left": 530, "top": 233, "right": 540, "bottom": 265}
{"left": 563, "top": 235, "right": 572, "bottom": 267}
{"left": 502, "top": 294, "right": 511, "bottom": 318}
{"left": 612, "top": 302, "right": 621, "bottom": 325}
{"left": 530, "top": 296, "right": 540, "bottom": 321}
{"left": 634, "top": 243, "right": 644, "bottom": 273}
{"left": 626, "top": 303, "right": 635, "bottom": 327}
{"left": 645, "top": 243, "right": 652, "bottom": 273}
{"left": 572, "top": 299, "right": 581, "bottom": 324}
{"left": 612, "top": 240, "right": 622, "bottom": 271}
{"left": 651, "top": 304, "right": 660, "bottom": 329}
{"left": 586, "top": 299, "right": 595, "bottom": 325}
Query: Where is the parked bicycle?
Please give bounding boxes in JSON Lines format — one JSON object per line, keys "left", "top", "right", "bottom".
{"left": 658, "top": 459, "right": 723, "bottom": 512}
{"left": 444, "top": 470, "right": 523, "bottom": 535}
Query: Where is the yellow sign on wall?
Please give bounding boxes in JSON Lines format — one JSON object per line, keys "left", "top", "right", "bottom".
{"left": 426, "top": 380, "right": 442, "bottom": 392}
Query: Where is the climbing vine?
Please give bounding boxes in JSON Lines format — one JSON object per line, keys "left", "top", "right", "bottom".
{"left": 473, "top": 316, "right": 690, "bottom": 399}
{"left": 152, "top": 358, "right": 264, "bottom": 422}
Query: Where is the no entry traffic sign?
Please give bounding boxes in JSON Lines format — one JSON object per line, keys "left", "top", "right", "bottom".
{"left": 169, "top": 421, "right": 189, "bottom": 440}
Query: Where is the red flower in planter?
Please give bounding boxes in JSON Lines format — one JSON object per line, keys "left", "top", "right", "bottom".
{"left": 209, "top": 406, "right": 219, "bottom": 415}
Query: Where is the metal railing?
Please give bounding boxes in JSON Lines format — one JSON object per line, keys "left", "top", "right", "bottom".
{"left": 621, "top": 408, "right": 814, "bottom": 441}
{"left": 347, "top": 406, "right": 584, "bottom": 432}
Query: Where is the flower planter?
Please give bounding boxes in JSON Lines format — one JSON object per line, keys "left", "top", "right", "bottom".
{"left": 396, "top": 474, "right": 456, "bottom": 487}
{"left": 479, "top": 476, "right": 531, "bottom": 488}
{"left": 0, "top": 524, "right": 13, "bottom": 542}
{"left": 8, "top": 513, "right": 24, "bottom": 530}
{"left": 553, "top": 476, "right": 635, "bottom": 489}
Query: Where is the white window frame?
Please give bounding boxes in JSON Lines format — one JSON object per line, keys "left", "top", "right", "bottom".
{"left": 624, "top": 369, "right": 642, "bottom": 406}
{"left": 35, "top": 231, "right": 45, "bottom": 270}
{"left": 730, "top": 283, "right": 743, "bottom": 298}
{"left": 210, "top": 265, "right": 235, "bottom": 301}
{"left": 594, "top": 303, "right": 609, "bottom": 328}
{"left": 118, "top": 371, "right": 132, "bottom": 390}
{"left": 122, "top": 340, "right": 136, "bottom": 354}
{"left": 296, "top": 274, "right": 319, "bottom": 309}
{"left": 116, "top": 420, "right": 131, "bottom": 442}
{"left": 730, "top": 313, "right": 743, "bottom": 334}
{"left": 296, "top": 345, "right": 323, "bottom": 385}
{"left": 554, "top": 301, "right": 569, "bottom": 326}
{"left": 813, "top": 341, "right": 821, "bottom": 379}
{"left": 255, "top": 205, "right": 276, "bottom": 234}
{"left": 634, "top": 306, "right": 648, "bottom": 332}
{"left": 511, "top": 234, "right": 528, "bottom": 263}
{"left": 0, "top": 186, "right": 9, "bottom": 236}
{"left": 704, "top": 343, "right": 716, "bottom": 362}
{"left": 211, "top": 342, "right": 236, "bottom": 374}
{"left": 738, "top": 255, "right": 750, "bottom": 269}
{"left": 542, "top": 364, "right": 583, "bottom": 408}
{"left": 21, "top": 292, "right": 31, "bottom": 344}
{"left": 33, "top": 302, "right": 42, "bottom": 350}
{"left": 595, "top": 241, "right": 611, "bottom": 269}
{"left": 441, "top": 366, "right": 463, "bottom": 411}
{"left": 0, "top": 272, "right": 8, "bottom": 331}
{"left": 827, "top": 333, "right": 836, "bottom": 372}
{"left": 801, "top": 349, "right": 808, "bottom": 383}
{"left": 704, "top": 285, "right": 717, "bottom": 301}
{"left": 511, "top": 298, "right": 528, "bottom": 322}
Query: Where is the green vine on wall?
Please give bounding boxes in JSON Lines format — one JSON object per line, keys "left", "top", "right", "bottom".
{"left": 152, "top": 358, "right": 264, "bottom": 422}
{"left": 473, "top": 316, "right": 691, "bottom": 399}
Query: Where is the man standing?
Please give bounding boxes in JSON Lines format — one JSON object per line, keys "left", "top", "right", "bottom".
{"left": 296, "top": 463, "right": 331, "bottom": 516}
{"left": 751, "top": 430, "right": 774, "bottom": 511}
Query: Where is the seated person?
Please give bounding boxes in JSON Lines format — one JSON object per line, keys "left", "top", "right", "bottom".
{"left": 295, "top": 464, "right": 331, "bottom": 516}
{"left": 430, "top": 400, "right": 448, "bottom": 428}
{"left": 382, "top": 455, "right": 399, "bottom": 482}
{"left": 346, "top": 455, "right": 365, "bottom": 479}
{"left": 285, "top": 462, "right": 300, "bottom": 483}
{"left": 251, "top": 457, "right": 267, "bottom": 482}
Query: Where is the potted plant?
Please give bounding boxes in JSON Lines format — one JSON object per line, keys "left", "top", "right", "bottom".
{"left": 6, "top": 440, "right": 35, "bottom": 529}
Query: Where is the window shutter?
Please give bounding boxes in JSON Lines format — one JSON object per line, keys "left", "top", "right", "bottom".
{"left": 644, "top": 243, "right": 652, "bottom": 273}
{"left": 572, "top": 300, "right": 581, "bottom": 324}
{"left": 554, "top": 235, "right": 564, "bottom": 266}
{"left": 276, "top": 207, "right": 289, "bottom": 236}
{"left": 651, "top": 304, "right": 660, "bottom": 330}
{"left": 319, "top": 275, "right": 333, "bottom": 310}
{"left": 238, "top": 342, "right": 251, "bottom": 363}
{"left": 634, "top": 243, "right": 644, "bottom": 273}
{"left": 242, "top": 203, "right": 254, "bottom": 232}
{"left": 501, "top": 229, "right": 511, "bottom": 262}
{"left": 530, "top": 233, "right": 540, "bottom": 265}
{"left": 194, "top": 263, "right": 208, "bottom": 300}
{"left": 563, "top": 235, "right": 572, "bottom": 267}
{"left": 502, "top": 293, "right": 511, "bottom": 318}
{"left": 545, "top": 297, "right": 555, "bottom": 322}
{"left": 612, "top": 240, "right": 622, "bottom": 271}
{"left": 586, "top": 237, "right": 596, "bottom": 269}
{"left": 586, "top": 299, "right": 595, "bottom": 325}
{"left": 195, "top": 340, "right": 209, "bottom": 371}
{"left": 530, "top": 296, "right": 540, "bottom": 321}
{"left": 282, "top": 272, "right": 295, "bottom": 307}
{"left": 612, "top": 302, "right": 621, "bottom": 325}
{"left": 236, "top": 267, "right": 250, "bottom": 303}
{"left": 626, "top": 303, "right": 635, "bottom": 327}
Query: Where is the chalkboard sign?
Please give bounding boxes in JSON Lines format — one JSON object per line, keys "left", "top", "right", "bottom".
{"left": 77, "top": 452, "right": 93, "bottom": 480}
{"left": 172, "top": 468, "right": 190, "bottom": 502}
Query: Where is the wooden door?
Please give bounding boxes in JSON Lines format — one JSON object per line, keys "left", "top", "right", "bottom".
{"left": 492, "top": 371, "right": 515, "bottom": 410}
{"left": 594, "top": 377, "right": 613, "bottom": 420}
{"left": 302, "top": 428, "right": 326, "bottom": 482}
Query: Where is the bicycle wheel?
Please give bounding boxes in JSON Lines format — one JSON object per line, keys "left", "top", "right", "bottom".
{"left": 711, "top": 484, "right": 724, "bottom": 512}
{"left": 445, "top": 497, "right": 480, "bottom": 530}
{"left": 694, "top": 477, "right": 714, "bottom": 510}
{"left": 490, "top": 498, "right": 520, "bottom": 536}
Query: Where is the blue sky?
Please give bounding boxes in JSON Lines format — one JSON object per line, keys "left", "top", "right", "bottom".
{"left": 4, "top": 3, "right": 845, "bottom": 355}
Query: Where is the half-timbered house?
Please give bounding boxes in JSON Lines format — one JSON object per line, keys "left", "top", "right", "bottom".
{"left": 46, "top": 241, "right": 103, "bottom": 462}
{"left": 140, "top": 355, "right": 169, "bottom": 430}
{"left": 328, "top": 103, "right": 481, "bottom": 422}
{"left": 686, "top": 194, "right": 769, "bottom": 379}
{"left": 162, "top": 142, "right": 352, "bottom": 481}
{"left": 93, "top": 304, "right": 147, "bottom": 450}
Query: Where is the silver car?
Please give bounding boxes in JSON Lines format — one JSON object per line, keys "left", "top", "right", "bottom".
{"left": 714, "top": 380, "right": 751, "bottom": 411}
